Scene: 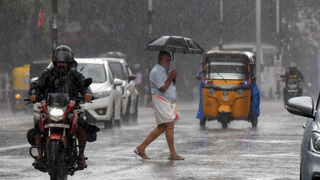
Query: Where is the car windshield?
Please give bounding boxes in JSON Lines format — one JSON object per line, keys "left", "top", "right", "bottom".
{"left": 77, "top": 64, "right": 107, "bottom": 83}
{"left": 205, "top": 60, "right": 247, "bottom": 80}
{"left": 108, "top": 62, "right": 125, "bottom": 80}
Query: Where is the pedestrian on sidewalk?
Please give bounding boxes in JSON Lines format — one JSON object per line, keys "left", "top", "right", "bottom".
{"left": 134, "top": 51, "right": 184, "bottom": 160}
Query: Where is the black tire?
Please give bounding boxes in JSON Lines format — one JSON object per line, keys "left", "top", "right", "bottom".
{"left": 251, "top": 117, "right": 258, "bottom": 128}
{"left": 131, "top": 96, "right": 139, "bottom": 123}
{"left": 114, "top": 119, "right": 121, "bottom": 127}
{"left": 200, "top": 119, "right": 206, "bottom": 129}
{"left": 122, "top": 97, "right": 131, "bottom": 123}
{"left": 48, "top": 141, "right": 68, "bottom": 180}
{"left": 105, "top": 102, "right": 115, "bottom": 129}
{"left": 220, "top": 114, "right": 229, "bottom": 129}
{"left": 222, "top": 121, "right": 228, "bottom": 129}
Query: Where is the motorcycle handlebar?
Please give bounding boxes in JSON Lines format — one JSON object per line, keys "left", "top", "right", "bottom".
{"left": 24, "top": 95, "right": 95, "bottom": 104}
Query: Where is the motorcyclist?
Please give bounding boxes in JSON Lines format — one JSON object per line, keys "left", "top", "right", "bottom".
{"left": 282, "top": 62, "right": 304, "bottom": 100}
{"left": 29, "top": 45, "right": 93, "bottom": 170}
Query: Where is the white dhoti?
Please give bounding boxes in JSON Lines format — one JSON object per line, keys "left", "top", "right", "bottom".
{"left": 152, "top": 94, "right": 179, "bottom": 125}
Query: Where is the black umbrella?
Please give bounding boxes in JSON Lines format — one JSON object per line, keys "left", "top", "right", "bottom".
{"left": 145, "top": 35, "right": 204, "bottom": 61}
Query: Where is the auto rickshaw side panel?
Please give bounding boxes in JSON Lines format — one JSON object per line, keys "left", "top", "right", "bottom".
{"left": 202, "top": 88, "right": 219, "bottom": 118}
{"left": 230, "top": 90, "right": 251, "bottom": 119}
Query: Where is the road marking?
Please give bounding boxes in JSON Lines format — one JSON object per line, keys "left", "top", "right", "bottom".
{"left": 0, "top": 144, "right": 30, "bottom": 152}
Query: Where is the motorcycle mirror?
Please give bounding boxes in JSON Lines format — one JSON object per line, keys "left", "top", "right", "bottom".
{"left": 84, "top": 78, "right": 92, "bottom": 87}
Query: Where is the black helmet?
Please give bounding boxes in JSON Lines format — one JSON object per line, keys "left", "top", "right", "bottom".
{"left": 52, "top": 45, "right": 74, "bottom": 63}
{"left": 289, "top": 62, "right": 297, "bottom": 70}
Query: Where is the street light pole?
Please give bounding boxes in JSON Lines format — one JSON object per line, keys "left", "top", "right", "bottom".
{"left": 147, "top": 0, "right": 153, "bottom": 39}
{"left": 52, "top": 0, "right": 58, "bottom": 52}
{"left": 147, "top": 0, "right": 153, "bottom": 69}
{"left": 275, "top": 0, "right": 282, "bottom": 99}
{"left": 256, "top": 0, "right": 262, "bottom": 90}
{"left": 219, "top": 0, "right": 223, "bottom": 50}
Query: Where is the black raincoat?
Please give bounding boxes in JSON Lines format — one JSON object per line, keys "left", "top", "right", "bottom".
{"left": 29, "top": 65, "right": 92, "bottom": 99}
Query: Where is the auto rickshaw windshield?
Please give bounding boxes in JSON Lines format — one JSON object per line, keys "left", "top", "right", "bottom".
{"left": 205, "top": 60, "right": 248, "bottom": 80}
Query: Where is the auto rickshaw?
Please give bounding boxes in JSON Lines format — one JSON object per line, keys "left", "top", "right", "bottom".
{"left": 197, "top": 51, "right": 260, "bottom": 129}
{"left": 11, "top": 64, "right": 30, "bottom": 112}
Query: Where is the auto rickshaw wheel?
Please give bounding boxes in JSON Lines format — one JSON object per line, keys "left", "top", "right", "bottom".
{"left": 219, "top": 114, "right": 230, "bottom": 129}
{"left": 221, "top": 121, "right": 228, "bottom": 129}
{"left": 200, "top": 119, "right": 206, "bottom": 129}
{"left": 251, "top": 117, "right": 258, "bottom": 128}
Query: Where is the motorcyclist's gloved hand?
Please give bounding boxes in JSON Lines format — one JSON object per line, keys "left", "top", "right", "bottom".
{"left": 84, "top": 93, "right": 93, "bottom": 102}
{"left": 29, "top": 95, "right": 37, "bottom": 103}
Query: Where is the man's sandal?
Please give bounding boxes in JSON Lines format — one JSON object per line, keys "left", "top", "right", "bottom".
{"left": 77, "top": 156, "right": 88, "bottom": 170}
{"left": 134, "top": 149, "right": 150, "bottom": 159}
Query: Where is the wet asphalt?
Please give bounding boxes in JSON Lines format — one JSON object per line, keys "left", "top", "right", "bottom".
{"left": 0, "top": 99, "right": 305, "bottom": 179}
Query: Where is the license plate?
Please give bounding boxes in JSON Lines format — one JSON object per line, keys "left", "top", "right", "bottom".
{"left": 45, "top": 123, "right": 70, "bottom": 129}
{"left": 222, "top": 96, "right": 230, "bottom": 101}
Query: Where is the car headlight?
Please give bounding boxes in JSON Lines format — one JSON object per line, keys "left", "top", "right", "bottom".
{"left": 94, "top": 91, "right": 111, "bottom": 99}
{"left": 310, "top": 131, "right": 320, "bottom": 153}
{"left": 48, "top": 107, "right": 65, "bottom": 121}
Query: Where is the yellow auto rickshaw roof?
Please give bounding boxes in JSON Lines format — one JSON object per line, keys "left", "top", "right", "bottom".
{"left": 203, "top": 51, "right": 255, "bottom": 64}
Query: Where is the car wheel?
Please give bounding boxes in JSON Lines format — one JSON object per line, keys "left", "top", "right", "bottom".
{"left": 105, "top": 102, "right": 115, "bottom": 129}
{"left": 114, "top": 119, "right": 121, "bottom": 127}
{"left": 131, "top": 95, "right": 139, "bottom": 123}
{"left": 123, "top": 97, "right": 131, "bottom": 123}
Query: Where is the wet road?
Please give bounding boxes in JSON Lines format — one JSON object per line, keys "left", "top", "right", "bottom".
{"left": 0, "top": 100, "right": 305, "bottom": 179}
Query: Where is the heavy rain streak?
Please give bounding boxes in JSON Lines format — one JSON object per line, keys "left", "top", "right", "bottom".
{"left": 0, "top": 0, "right": 320, "bottom": 179}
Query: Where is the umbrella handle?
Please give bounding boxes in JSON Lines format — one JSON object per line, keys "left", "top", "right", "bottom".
{"left": 172, "top": 52, "right": 175, "bottom": 69}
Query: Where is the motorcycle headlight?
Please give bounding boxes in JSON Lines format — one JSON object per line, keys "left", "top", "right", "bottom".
{"left": 48, "top": 107, "right": 64, "bottom": 121}
{"left": 310, "top": 131, "right": 320, "bottom": 153}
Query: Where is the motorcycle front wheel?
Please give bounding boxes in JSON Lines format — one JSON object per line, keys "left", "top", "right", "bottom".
{"left": 47, "top": 140, "right": 68, "bottom": 180}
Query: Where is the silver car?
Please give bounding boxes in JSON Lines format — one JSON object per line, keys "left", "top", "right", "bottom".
{"left": 103, "top": 57, "right": 139, "bottom": 122}
{"left": 76, "top": 58, "right": 123, "bottom": 128}
{"left": 286, "top": 96, "right": 319, "bottom": 180}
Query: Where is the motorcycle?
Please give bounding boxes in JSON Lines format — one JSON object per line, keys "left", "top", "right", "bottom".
{"left": 26, "top": 78, "right": 99, "bottom": 180}
{"left": 283, "top": 77, "right": 303, "bottom": 104}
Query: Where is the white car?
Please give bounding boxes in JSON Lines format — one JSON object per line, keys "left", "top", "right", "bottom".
{"left": 75, "top": 58, "right": 122, "bottom": 128}
{"left": 103, "top": 57, "right": 139, "bottom": 122}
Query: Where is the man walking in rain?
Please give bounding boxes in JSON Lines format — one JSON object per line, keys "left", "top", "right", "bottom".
{"left": 134, "top": 51, "right": 184, "bottom": 160}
